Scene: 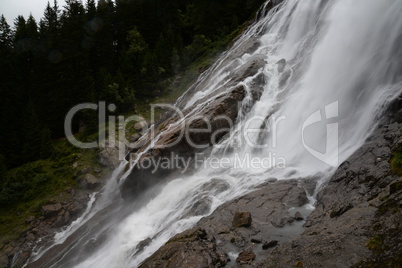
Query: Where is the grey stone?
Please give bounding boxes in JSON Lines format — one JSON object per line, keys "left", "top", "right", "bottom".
{"left": 42, "top": 204, "right": 62, "bottom": 218}
{"left": 262, "top": 240, "right": 278, "bottom": 249}
{"left": 139, "top": 228, "right": 228, "bottom": 267}
{"left": 26, "top": 216, "right": 36, "bottom": 223}
{"left": 130, "top": 133, "right": 141, "bottom": 142}
{"left": 251, "top": 237, "right": 262, "bottom": 244}
{"left": 134, "top": 122, "right": 146, "bottom": 132}
{"left": 80, "top": 174, "right": 101, "bottom": 189}
{"left": 277, "top": 58, "right": 286, "bottom": 73}
{"left": 99, "top": 142, "right": 123, "bottom": 168}
{"left": 232, "top": 211, "right": 252, "bottom": 228}
{"left": 279, "top": 68, "right": 291, "bottom": 88}
{"left": 236, "top": 249, "right": 256, "bottom": 264}
{"left": 294, "top": 211, "right": 304, "bottom": 221}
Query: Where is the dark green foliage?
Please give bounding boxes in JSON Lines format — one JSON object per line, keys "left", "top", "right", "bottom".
{"left": 390, "top": 142, "right": 402, "bottom": 175}
{"left": 21, "top": 105, "right": 42, "bottom": 163}
{"left": 391, "top": 152, "right": 402, "bottom": 176}
{"left": 0, "top": 15, "right": 12, "bottom": 49}
{"left": 0, "top": 155, "right": 7, "bottom": 185}
{"left": 0, "top": 162, "right": 49, "bottom": 205}
{"left": 40, "top": 127, "right": 53, "bottom": 159}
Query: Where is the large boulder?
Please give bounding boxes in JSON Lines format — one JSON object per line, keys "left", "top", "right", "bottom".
{"left": 130, "top": 133, "right": 141, "bottom": 142}
{"left": 99, "top": 141, "right": 124, "bottom": 168}
{"left": 80, "top": 174, "right": 101, "bottom": 189}
{"left": 236, "top": 250, "right": 256, "bottom": 264}
{"left": 232, "top": 212, "right": 252, "bottom": 228}
{"left": 42, "top": 203, "right": 62, "bottom": 218}
{"left": 277, "top": 58, "right": 286, "bottom": 73}
{"left": 139, "top": 228, "right": 228, "bottom": 268}
{"left": 134, "top": 121, "right": 146, "bottom": 132}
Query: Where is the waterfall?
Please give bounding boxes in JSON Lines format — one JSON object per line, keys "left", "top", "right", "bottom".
{"left": 29, "top": 0, "right": 402, "bottom": 267}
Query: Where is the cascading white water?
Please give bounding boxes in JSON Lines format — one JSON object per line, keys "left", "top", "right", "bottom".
{"left": 30, "top": 0, "right": 402, "bottom": 267}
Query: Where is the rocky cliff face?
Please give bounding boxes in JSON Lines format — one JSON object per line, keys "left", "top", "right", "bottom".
{"left": 140, "top": 97, "right": 402, "bottom": 268}
{"left": 0, "top": 189, "right": 93, "bottom": 268}
{"left": 120, "top": 54, "right": 267, "bottom": 201}
{"left": 0, "top": 166, "right": 111, "bottom": 268}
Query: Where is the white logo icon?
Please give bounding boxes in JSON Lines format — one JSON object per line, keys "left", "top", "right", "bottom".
{"left": 302, "top": 101, "right": 339, "bottom": 167}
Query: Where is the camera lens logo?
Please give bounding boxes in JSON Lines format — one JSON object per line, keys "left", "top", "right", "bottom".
{"left": 302, "top": 101, "right": 339, "bottom": 167}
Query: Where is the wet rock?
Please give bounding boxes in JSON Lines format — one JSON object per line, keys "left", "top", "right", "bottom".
{"left": 294, "top": 211, "right": 304, "bottom": 221}
{"left": 232, "top": 212, "right": 252, "bottom": 228}
{"left": 262, "top": 240, "right": 278, "bottom": 250}
{"left": 42, "top": 203, "right": 62, "bottom": 218}
{"left": 250, "top": 86, "right": 264, "bottom": 103}
{"left": 267, "top": 177, "right": 278, "bottom": 183}
{"left": 299, "top": 177, "right": 319, "bottom": 196}
{"left": 134, "top": 121, "right": 146, "bottom": 132}
{"left": 26, "top": 233, "right": 36, "bottom": 242}
{"left": 232, "top": 236, "right": 247, "bottom": 248}
{"left": 277, "top": 58, "right": 286, "bottom": 73}
{"left": 236, "top": 249, "right": 256, "bottom": 264}
{"left": 200, "top": 178, "right": 230, "bottom": 194}
{"left": 130, "top": 133, "right": 141, "bottom": 142}
{"left": 30, "top": 228, "right": 39, "bottom": 235}
{"left": 64, "top": 211, "right": 70, "bottom": 224}
{"left": 245, "top": 38, "right": 260, "bottom": 54}
{"left": 251, "top": 237, "right": 262, "bottom": 244}
{"left": 329, "top": 204, "right": 353, "bottom": 218}
{"left": 283, "top": 186, "right": 308, "bottom": 207}
{"left": 232, "top": 55, "right": 266, "bottom": 84}
{"left": 69, "top": 203, "right": 85, "bottom": 217}
{"left": 13, "top": 250, "right": 31, "bottom": 268}
{"left": 99, "top": 141, "right": 124, "bottom": 168}
{"left": 187, "top": 197, "right": 212, "bottom": 217}
{"left": 279, "top": 68, "right": 292, "bottom": 88}
{"left": 26, "top": 216, "right": 36, "bottom": 223}
{"left": 80, "top": 174, "right": 101, "bottom": 189}
{"left": 4, "top": 245, "right": 14, "bottom": 256}
{"left": 135, "top": 238, "right": 152, "bottom": 253}
{"left": 139, "top": 228, "right": 228, "bottom": 268}
{"left": 53, "top": 215, "right": 65, "bottom": 228}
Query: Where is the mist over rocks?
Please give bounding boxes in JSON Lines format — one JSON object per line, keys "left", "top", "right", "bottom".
{"left": 120, "top": 51, "right": 272, "bottom": 201}
{"left": 139, "top": 97, "right": 402, "bottom": 267}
